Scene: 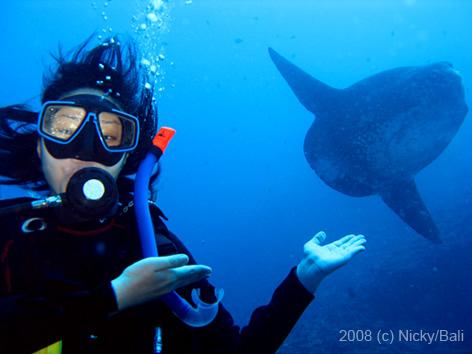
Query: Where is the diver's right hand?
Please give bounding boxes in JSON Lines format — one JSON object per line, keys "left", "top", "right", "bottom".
{"left": 111, "top": 254, "right": 212, "bottom": 311}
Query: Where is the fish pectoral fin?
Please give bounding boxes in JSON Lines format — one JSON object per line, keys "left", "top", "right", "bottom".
{"left": 379, "top": 180, "right": 441, "bottom": 243}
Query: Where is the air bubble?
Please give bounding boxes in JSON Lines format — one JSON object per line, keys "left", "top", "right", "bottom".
{"left": 144, "top": 82, "right": 152, "bottom": 90}
{"left": 152, "top": 0, "right": 164, "bottom": 10}
{"left": 98, "top": 63, "right": 105, "bottom": 71}
{"left": 147, "top": 13, "right": 158, "bottom": 22}
{"left": 96, "top": 80, "right": 104, "bottom": 85}
{"left": 131, "top": 0, "right": 171, "bottom": 96}
{"left": 105, "top": 75, "right": 111, "bottom": 81}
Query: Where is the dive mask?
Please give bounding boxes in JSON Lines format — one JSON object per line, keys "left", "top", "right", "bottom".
{"left": 38, "top": 94, "right": 139, "bottom": 165}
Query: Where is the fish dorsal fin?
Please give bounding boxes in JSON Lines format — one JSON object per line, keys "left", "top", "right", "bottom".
{"left": 268, "top": 47, "right": 339, "bottom": 115}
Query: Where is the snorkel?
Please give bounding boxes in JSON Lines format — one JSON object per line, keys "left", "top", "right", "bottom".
{"left": 134, "top": 127, "right": 223, "bottom": 327}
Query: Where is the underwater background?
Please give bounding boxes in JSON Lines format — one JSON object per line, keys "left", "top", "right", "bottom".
{"left": 0, "top": 0, "right": 471, "bottom": 353}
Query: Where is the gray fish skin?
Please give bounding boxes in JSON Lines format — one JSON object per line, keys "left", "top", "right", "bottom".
{"left": 269, "top": 47, "right": 468, "bottom": 242}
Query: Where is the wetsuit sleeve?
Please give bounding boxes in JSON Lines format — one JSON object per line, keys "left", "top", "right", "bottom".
{"left": 166, "top": 230, "right": 314, "bottom": 354}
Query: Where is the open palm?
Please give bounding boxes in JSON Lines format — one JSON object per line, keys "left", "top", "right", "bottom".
{"left": 306, "top": 232, "right": 367, "bottom": 275}
{"left": 297, "top": 231, "right": 367, "bottom": 294}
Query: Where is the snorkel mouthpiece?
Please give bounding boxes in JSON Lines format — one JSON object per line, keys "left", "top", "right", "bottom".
{"left": 135, "top": 127, "right": 223, "bottom": 327}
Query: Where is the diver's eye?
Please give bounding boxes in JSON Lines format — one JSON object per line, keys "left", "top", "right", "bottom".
{"left": 57, "top": 128, "right": 74, "bottom": 135}
{"left": 104, "top": 135, "right": 119, "bottom": 143}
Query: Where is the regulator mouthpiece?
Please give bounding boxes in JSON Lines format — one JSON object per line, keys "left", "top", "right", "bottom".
{"left": 63, "top": 167, "right": 119, "bottom": 221}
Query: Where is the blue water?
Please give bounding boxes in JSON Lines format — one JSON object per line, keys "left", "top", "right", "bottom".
{"left": 1, "top": 1, "right": 471, "bottom": 353}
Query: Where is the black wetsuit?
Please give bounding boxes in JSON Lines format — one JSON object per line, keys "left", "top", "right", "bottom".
{"left": 0, "top": 197, "right": 314, "bottom": 354}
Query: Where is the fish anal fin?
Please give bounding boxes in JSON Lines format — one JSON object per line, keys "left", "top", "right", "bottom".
{"left": 380, "top": 180, "right": 441, "bottom": 243}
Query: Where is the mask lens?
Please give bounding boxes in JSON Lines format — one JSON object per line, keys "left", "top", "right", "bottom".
{"left": 42, "top": 105, "right": 86, "bottom": 141}
{"left": 98, "top": 112, "right": 137, "bottom": 149}
{"left": 40, "top": 99, "right": 139, "bottom": 153}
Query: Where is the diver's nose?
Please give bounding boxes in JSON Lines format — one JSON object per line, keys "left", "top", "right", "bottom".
{"left": 73, "top": 121, "right": 100, "bottom": 161}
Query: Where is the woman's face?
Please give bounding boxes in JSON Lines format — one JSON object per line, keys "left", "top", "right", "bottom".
{"left": 37, "top": 88, "right": 128, "bottom": 194}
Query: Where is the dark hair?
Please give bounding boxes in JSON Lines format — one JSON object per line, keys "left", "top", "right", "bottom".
{"left": 0, "top": 35, "right": 159, "bottom": 193}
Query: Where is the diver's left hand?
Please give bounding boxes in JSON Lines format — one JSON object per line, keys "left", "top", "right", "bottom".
{"left": 296, "top": 232, "right": 366, "bottom": 294}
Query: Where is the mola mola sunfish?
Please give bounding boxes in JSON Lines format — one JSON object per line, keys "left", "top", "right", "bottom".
{"left": 269, "top": 48, "right": 468, "bottom": 243}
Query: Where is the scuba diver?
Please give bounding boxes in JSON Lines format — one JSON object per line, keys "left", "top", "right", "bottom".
{"left": 0, "top": 36, "right": 367, "bottom": 354}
